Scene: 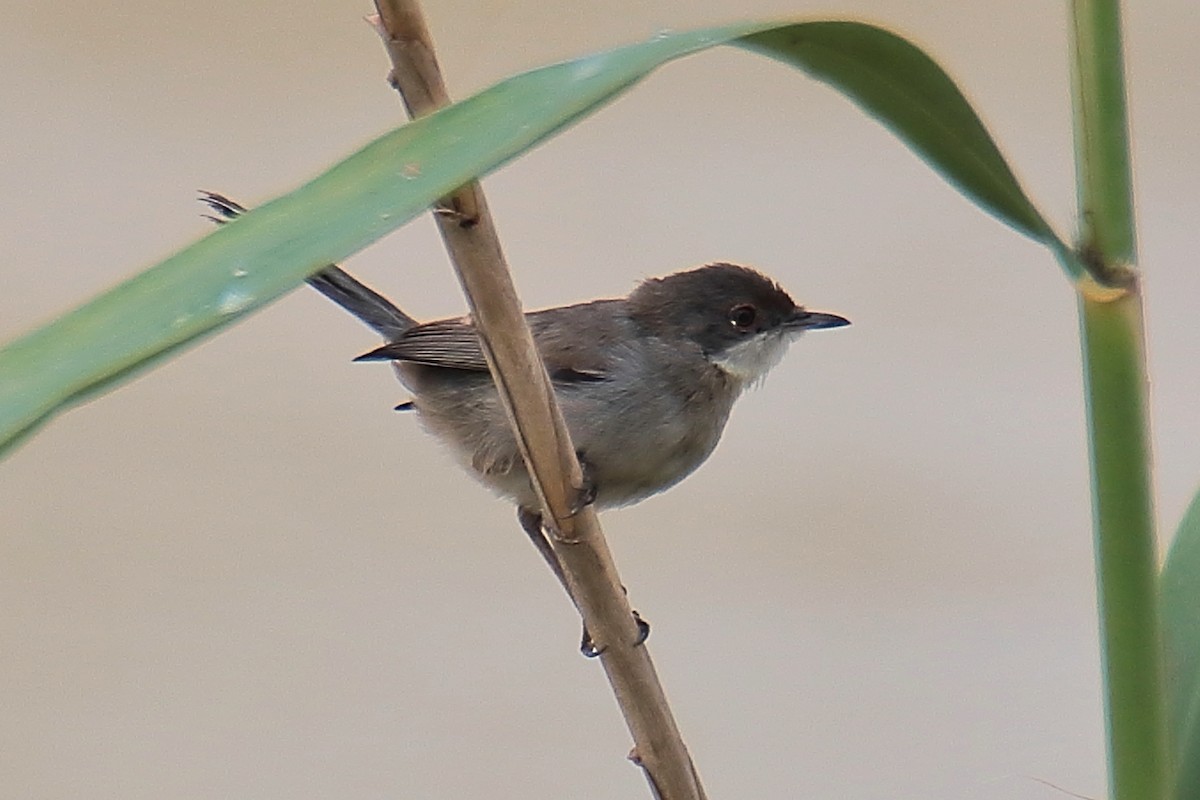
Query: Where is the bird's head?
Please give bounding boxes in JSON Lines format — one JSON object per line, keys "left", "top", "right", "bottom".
{"left": 629, "top": 262, "right": 849, "bottom": 385}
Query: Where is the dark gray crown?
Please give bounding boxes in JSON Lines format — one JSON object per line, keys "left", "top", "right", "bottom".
{"left": 628, "top": 263, "right": 800, "bottom": 355}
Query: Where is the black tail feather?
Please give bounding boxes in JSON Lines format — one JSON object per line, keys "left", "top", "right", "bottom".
{"left": 306, "top": 266, "right": 416, "bottom": 341}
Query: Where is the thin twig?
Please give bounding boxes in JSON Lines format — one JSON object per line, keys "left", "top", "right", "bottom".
{"left": 368, "top": 2, "right": 706, "bottom": 798}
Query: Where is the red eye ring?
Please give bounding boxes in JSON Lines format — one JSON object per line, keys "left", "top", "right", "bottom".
{"left": 728, "top": 304, "right": 757, "bottom": 329}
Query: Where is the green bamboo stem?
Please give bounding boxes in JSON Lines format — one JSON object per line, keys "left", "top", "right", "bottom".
{"left": 1079, "top": 291, "right": 1168, "bottom": 800}
{"left": 1069, "top": 1, "right": 1168, "bottom": 797}
{"left": 1070, "top": 0, "right": 1136, "bottom": 268}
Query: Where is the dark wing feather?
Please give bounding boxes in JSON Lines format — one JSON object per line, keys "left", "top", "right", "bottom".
{"left": 355, "top": 318, "right": 488, "bottom": 371}
{"left": 354, "top": 299, "right": 629, "bottom": 382}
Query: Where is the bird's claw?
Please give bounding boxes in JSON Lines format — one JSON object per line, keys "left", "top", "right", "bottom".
{"left": 579, "top": 610, "right": 650, "bottom": 658}
{"left": 569, "top": 479, "right": 598, "bottom": 517}
{"left": 568, "top": 454, "right": 598, "bottom": 516}
{"left": 432, "top": 203, "right": 479, "bottom": 229}
{"left": 633, "top": 610, "right": 650, "bottom": 645}
{"left": 581, "top": 628, "right": 602, "bottom": 658}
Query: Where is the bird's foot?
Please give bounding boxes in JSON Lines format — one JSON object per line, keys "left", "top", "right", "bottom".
{"left": 432, "top": 202, "right": 479, "bottom": 229}
{"left": 580, "top": 610, "right": 650, "bottom": 658}
{"left": 568, "top": 453, "right": 598, "bottom": 516}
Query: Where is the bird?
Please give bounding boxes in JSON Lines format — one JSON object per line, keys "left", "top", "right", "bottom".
{"left": 343, "top": 262, "right": 850, "bottom": 512}
{"left": 200, "top": 194, "right": 848, "bottom": 512}
{"left": 199, "top": 192, "right": 848, "bottom": 653}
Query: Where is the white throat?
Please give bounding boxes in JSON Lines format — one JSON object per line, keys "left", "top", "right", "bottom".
{"left": 709, "top": 330, "right": 795, "bottom": 387}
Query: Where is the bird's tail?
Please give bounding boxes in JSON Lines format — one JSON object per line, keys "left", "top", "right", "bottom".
{"left": 198, "top": 191, "right": 417, "bottom": 341}
{"left": 304, "top": 266, "right": 416, "bottom": 342}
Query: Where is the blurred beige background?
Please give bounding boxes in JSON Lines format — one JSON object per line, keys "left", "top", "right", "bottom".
{"left": 2, "top": 1, "right": 1198, "bottom": 797}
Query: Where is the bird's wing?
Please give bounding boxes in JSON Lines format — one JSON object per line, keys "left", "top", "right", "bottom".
{"left": 356, "top": 317, "right": 489, "bottom": 370}
{"left": 355, "top": 301, "right": 626, "bottom": 382}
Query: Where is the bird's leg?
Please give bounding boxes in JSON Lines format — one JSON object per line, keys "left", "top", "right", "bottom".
{"left": 516, "top": 505, "right": 650, "bottom": 657}
{"left": 517, "top": 505, "right": 574, "bottom": 601}
{"left": 517, "top": 506, "right": 597, "bottom": 656}
{"left": 564, "top": 453, "right": 649, "bottom": 646}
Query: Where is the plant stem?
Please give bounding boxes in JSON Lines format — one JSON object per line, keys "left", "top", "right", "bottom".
{"left": 1069, "top": 1, "right": 1168, "bottom": 797}
{"left": 370, "top": 2, "right": 707, "bottom": 797}
{"left": 1069, "top": 0, "right": 1135, "bottom": 268}
{"left": 1079, "top": 291, "right": 1168, "bottom": 800}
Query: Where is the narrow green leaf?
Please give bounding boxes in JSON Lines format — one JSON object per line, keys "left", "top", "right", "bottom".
{"left": 1163, "top": 487, "right": 1200, "bottom": 799}
{"left": 736, "top": 22, "right": 1060, "bottom": 249}
{"left": 0, "top": 19, "right": 1061, "bottom": 455}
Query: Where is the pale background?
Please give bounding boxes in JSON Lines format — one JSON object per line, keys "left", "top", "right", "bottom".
{"left": 2, "top": 1, "right": 1198, "bottom": 798}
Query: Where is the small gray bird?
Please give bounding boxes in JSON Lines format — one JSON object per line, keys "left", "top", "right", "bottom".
{"left": 312, "top": 262, "right": 849, "bottom": 511}
{"left": 325, "top": 263, "right": 848, "bottom": 654}
{"left": 200, "top": 195, "right": 847, "bottom": 511}
{"left": 200, "top": 192, "right": 848, "bottom": 652}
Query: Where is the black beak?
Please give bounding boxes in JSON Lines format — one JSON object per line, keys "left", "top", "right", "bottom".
{"left": 788, "top": 309, "right": 851, "bottom": 330}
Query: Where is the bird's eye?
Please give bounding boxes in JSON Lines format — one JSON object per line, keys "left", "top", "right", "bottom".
{"left": 728, "top": 304, "right": 758, "bottom": 329}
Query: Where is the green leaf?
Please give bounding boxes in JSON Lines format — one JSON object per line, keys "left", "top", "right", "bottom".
{"left": 1163, "top": 487, "right": 1200, "bottom": 799}
{"left": 0, "top": 20, "right": 1061, "bottom": 456}
{"left": 735, "top": 22, "right": 1060, "bottom": 248}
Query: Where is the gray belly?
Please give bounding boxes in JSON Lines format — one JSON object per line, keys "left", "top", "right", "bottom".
{"left": 398, "top": 361, "right": 737, "bottom": 510}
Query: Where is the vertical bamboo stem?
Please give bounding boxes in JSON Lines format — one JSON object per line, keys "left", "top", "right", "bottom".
{"left": 1069, "top": 1, "right": 1168, "bottom": 797}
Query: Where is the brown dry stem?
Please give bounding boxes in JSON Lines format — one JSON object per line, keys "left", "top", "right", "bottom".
{"left": 368, "top": 2, "right": 706, "bottom": 798}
